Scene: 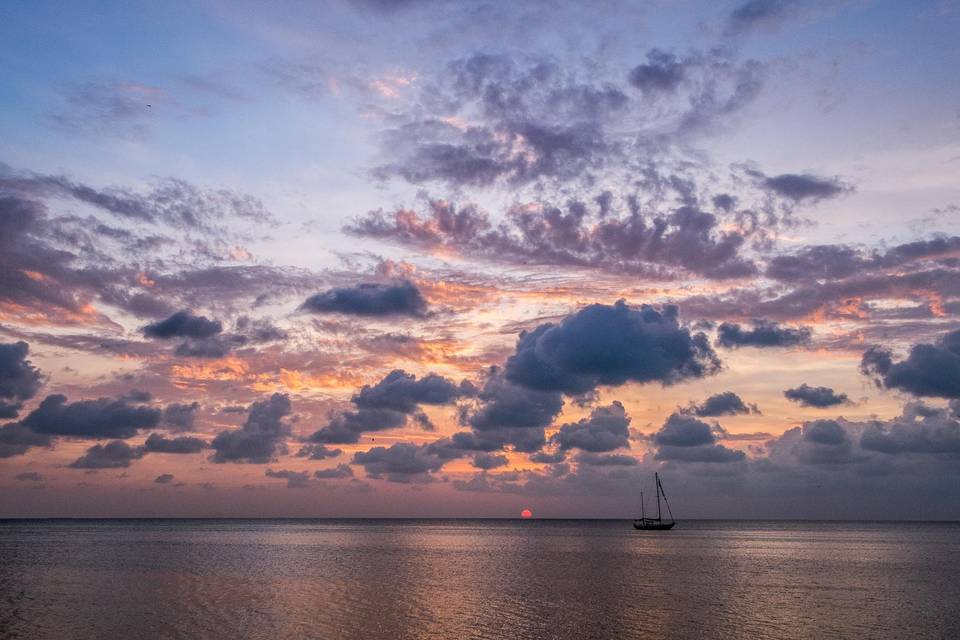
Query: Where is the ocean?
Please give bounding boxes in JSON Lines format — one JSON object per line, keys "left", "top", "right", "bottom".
{"left": 1, "top": 519, "right": 958, "bottom": 639}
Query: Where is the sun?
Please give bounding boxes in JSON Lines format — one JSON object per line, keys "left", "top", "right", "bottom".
{"left": 520, "top": 508, "right": 533, "bottom": 519}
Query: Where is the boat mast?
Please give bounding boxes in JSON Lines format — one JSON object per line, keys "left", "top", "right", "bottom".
{"left": 657, "top": 474, "right": 675, "bottom": 524}
{"left": 640, "top": 490, "right": 645, "bottom": 520}
{"left": 655, "top": 472, "right": 662, "bottom": 522}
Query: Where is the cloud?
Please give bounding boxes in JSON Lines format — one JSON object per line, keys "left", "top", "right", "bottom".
{"left": 314, "top": 463, "right": 355, "bottom": 479}
{"left": 308, "top": 369, "right": 468, "bottom": 444}
{"left": 352, "top": 442, "right": 448, "bottom": 482}
{"left": 154, "top": 473, "right": 175, "bottom": 484}
{"left": 0, "top": 341, "right": 44, "bottom": 418}
{"left": 162, "top": 402, "right": 200, "bottom": 430}
{"left": 142, "top": 310, "right": 223, "bottom": 339}
{"left": 574, "top": 452, "right": 638, "bottom": 466}
{"left": 20, "top": 394, "right": 161, "bottom": 439}
{"left": 173, "top": 334, "right": 246, "bottom": 359}
{"left": 143, "top": 433, "right": 208, "bottom": 454}
{"left": 553, "top": 401, "right": 631, "bottom": 452}
{"left": 716, "top": 319, "right": 812, "bottom": 348}
{"left": 296, "top": 444, "right": 343, "bottom": 459}
{"left": 627, "top": 49, "right": 687, "bottom": 92}
{"left": 726, "top": 0, "right": 792, "bottom": 34}
{"left": 15, "top": 471, "right": 42, "bottom": 481}
{"left": 472, "top": 452, "right": 509, "bottom": 470}
{"left": 307, "top": 408, "right": 408, "bottom": 445}
{"left": 784, "top": 384, "right": 851, "bottom": 407}
{"left": 652, "top": 413, "right": 746, "bottom": 463}
{"left": 529, "top": 451, "right": 566, "bottom": 463}
{"left": 69, "top": 440, "right": 145, "bottom": 469}
{"left": 685, "top": 391, "right": 759, "bottom": 416}
{"left": 0, "top": 423, "right": 52, "bottom": 458}
{"left": 1, "top": 165, "right": 270, "bottom": 233}
{"left": 464, "top": 371, "right": 563, "bottom": 453}
{"left": 861, "top": 330, "right": 960, "bottom": 399}
{"left": 758, "top": 172, "right": 850, "bottom": 202}
{"left": 353, "top": 369, "right": 469, "bottom": 412}
{"left": 210, "top": 394, "right": 292, "bottom": 463}
{"left": 348, "top": 194, "right": 760, "bottom": 280}
{"left": 505, "top": 301, "right": 720, "bottom": 394}
{"left": 265, "top": 468, "right": 311, "bottom": 488}
{"left": 860, "top": 403, "right": 960, "bottom": 454}
{"left": 681, "top": 263, "right": 960, "bottom": 325}
{"left": 371, "top": 50, "right": 762, "bottom": 189}
{"left": 762, "top": 237, "right": 960, "bottom": 284}
{"left": 301, "top": 280, "right": 427, "bottom": 317}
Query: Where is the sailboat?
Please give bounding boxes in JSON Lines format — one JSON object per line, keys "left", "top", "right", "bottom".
{"left": 633, "top": 472, "right": 675, "bottom": 530}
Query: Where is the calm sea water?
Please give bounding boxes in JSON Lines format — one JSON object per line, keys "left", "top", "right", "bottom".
{"left": 1, "top": 519, "right": 958, "bottom": 639}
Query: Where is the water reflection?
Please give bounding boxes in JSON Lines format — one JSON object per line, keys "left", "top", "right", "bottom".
{"left": 1, "top": 519, "right": 959, "bottom": 639}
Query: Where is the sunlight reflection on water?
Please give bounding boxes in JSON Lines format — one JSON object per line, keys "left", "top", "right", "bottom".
{"left": 1, "top": 519, "right": 959, "bottom": 639}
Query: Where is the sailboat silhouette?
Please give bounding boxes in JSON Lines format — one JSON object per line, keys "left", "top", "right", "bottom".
{"left": 633, "top": 472, "right": 675, "bottom": 530}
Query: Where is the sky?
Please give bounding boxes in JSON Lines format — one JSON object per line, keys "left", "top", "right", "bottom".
{"left": 1, "top": 0, "right": 959, "bottom": 519}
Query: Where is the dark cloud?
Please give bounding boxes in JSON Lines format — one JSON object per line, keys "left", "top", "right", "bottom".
{"left": 726, "top": 0, "right": 791, "bottom": 34}
{"left": 265, "top": 468, "right": 311, "bottom": 488}
{"left": 353, "top": 369, "right": 468, "bottom": 412}
{"left": 210, "top": 394, "right": 292, "bottom": 463}
{"left": 352, "top": 442, "right": 448, "bottom": 482}
{"left": 301, "top": 280, "right": 427, "bottom": 317}
{"left": 69, "top": 440, "right": 145, "bottom": 469}
{"left": 15, "top": 471, "right": 42, "bottom": 481}
{"left": 154, "top": 473, "right": 175, "bottom": 484}
{"left": 574, "top": 452, "right": 638, "bottom": 466}
{"left": 716, "top": 319, "right": 812, "bottom": 348}
{"left": 314, "top": 463, "right": 355, "bottom": 479}
{"left": 349, "top": 195, "right": 759, "bottom": 280}
{"left": 372, "top": 54, "right": 628, "bottom": 187}
{"left": 142, "top": 310, "right": 223, "bottom": 340}
{"left": 681, "top": 265, "right": 960, "bottom": 325}
{"left": 653, "top": 413, "right": 716, "bottom": 447}
{"left": 0, "top": 423, "right": 52, "bottom": 458}
{"left": 653, "top": 413, "right": 746, "bottom": 463}
{"left": 0, "top": 341, "right": 44, "bottom": 418}
{"left": 172, "top": 334, "right": 246, "bottom": 359}
{"left": 627, "top": 49, "right": 686, "bottom": 92}
{"left": 295, "top": 443, "right": 343, "bottom": 460}
{"left": 0, "top": 166, "right": 296, "bottom": 328}
{"left": 472, "top": 452, "right": 509, "bottom": 470}
{"left": 553, "top": 401, "right": 631, "bottom": 452}
{"left": 162, "top": 402, "right": 200, "bottom": 431}
{"left": 505, "top": 301, "right": 720, "bottom": 394}
{"left": 794, "top": 420, "right": 857, "bottom": 464}
{"left": 235, "top": 316, "right": 288, "bottom": 343}
{"left": 371, "top": 51, "right": 762, "bottom": 189}
{"left": 21, "top": 394, "right": 161, "bottom": 439}
{"left": 307, "top": 408, "right": 407, "bottom": 445}
{"left": 122, "top": 389, "right": 152, "bottom": 403}
{"left": 860, "top": 403, "right": 960, "bottom": 455}
{"left": 464, "top": 372, "right": 563, "bottom": 453}
{"left": 765, "top": 237, "right": 960, "bottom": 283}
{"left": 685, "top": 391, "right": 759, "bottom": 416}
{"left": 1, "top": 165, "right": 269, "bottom": 233}
{"left": 143, "top": 433, "right": 207, "bottom": 454}
{"left": 758, "top": 172, "right": 850, "bottom": 202}
{"left": 529, "top": 451, "right": 566, "bottom": 463}
{"left": 784, "top": 384, "right": 851, "bottom": 408}
{"left": 861, "top": 330, "right": 960, "bottom": 399}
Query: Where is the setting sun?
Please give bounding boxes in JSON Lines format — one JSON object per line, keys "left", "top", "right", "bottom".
{"left": 520, "top": 509, "right": 533, "bottom": 519}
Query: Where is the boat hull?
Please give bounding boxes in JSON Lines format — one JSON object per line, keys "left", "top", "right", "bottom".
{"left": 632, "top": 520, "right": 675, "bottom": 530}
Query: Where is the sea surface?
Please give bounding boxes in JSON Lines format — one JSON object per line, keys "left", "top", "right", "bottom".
{"left": 1, "top": 519, "right": 958, "bottom": 639}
